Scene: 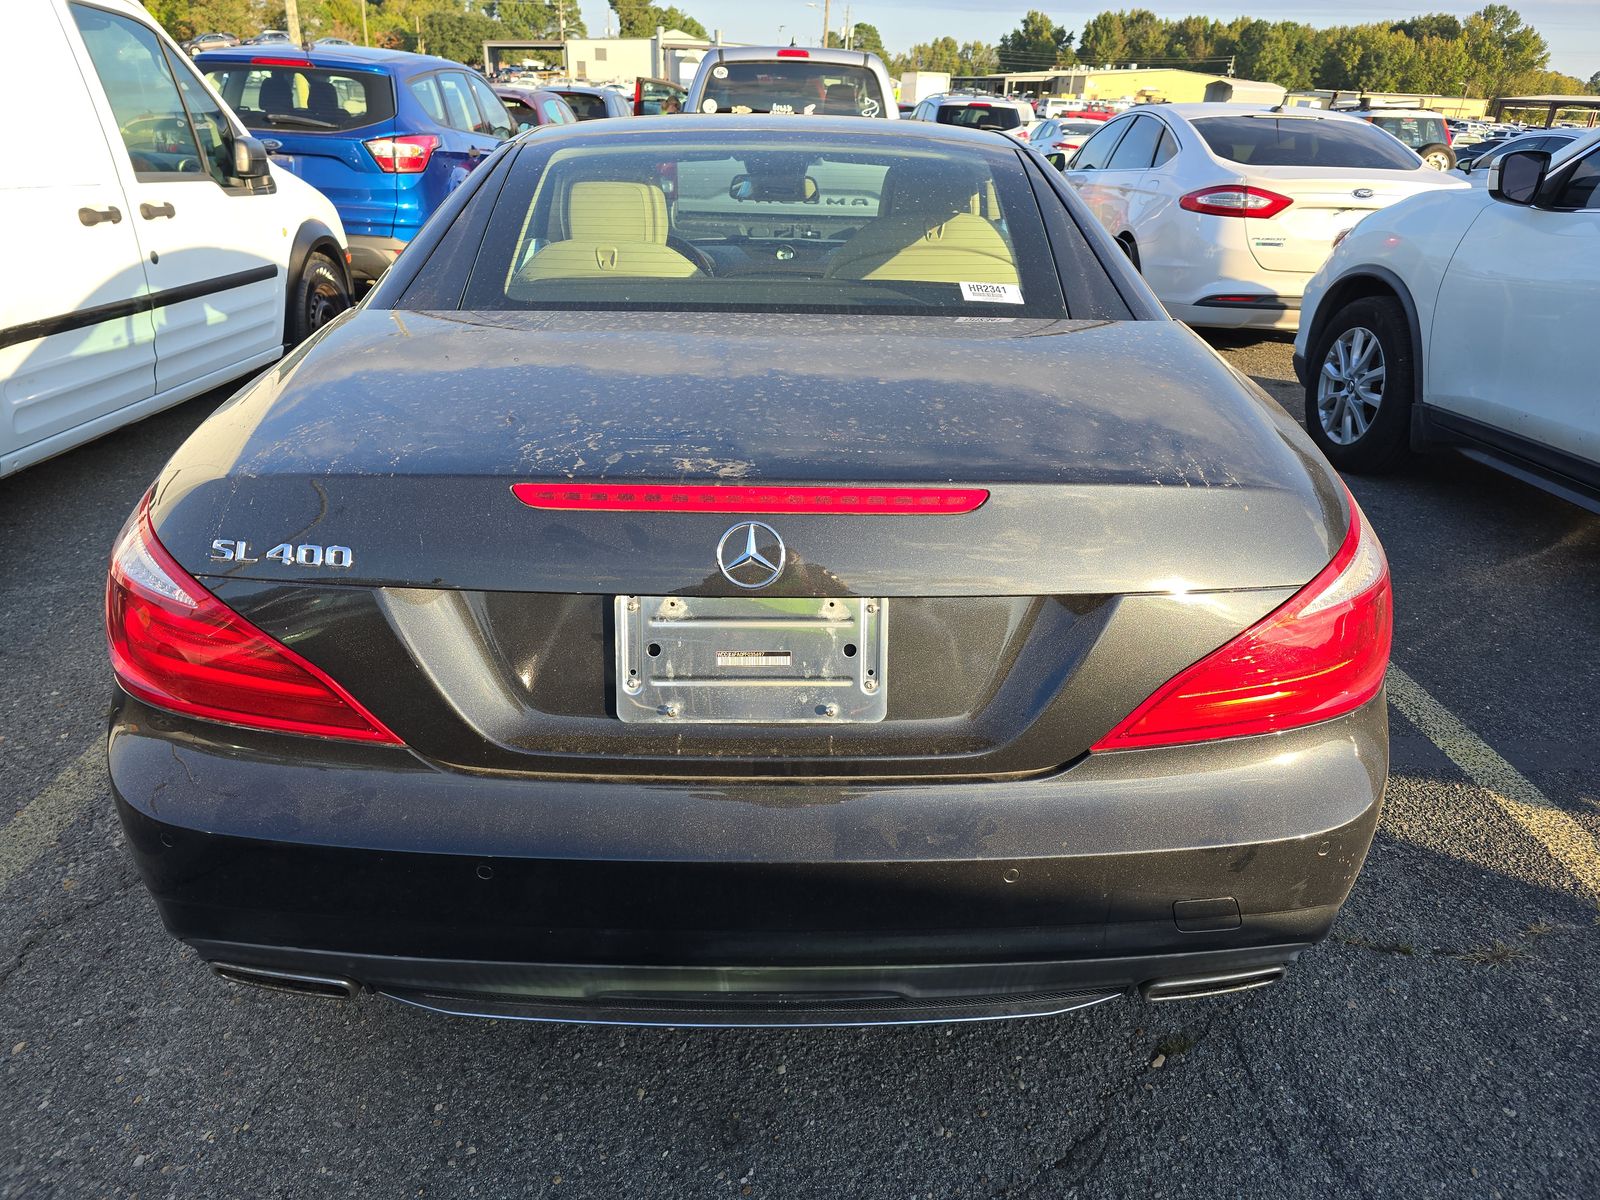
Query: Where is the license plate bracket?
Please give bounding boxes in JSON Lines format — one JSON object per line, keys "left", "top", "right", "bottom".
{"left": 615, "top": 595, "right": 886, "bottom": 724}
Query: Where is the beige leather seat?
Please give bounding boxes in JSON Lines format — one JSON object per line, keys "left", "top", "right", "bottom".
{"left": 826, "top": 164, "right": 1019, "bottom": 285}
{"left": 515, "top": 181, "right": 700, "bottom": 284}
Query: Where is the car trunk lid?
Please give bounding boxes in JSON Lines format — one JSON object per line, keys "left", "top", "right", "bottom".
{"left": 147, "top": 310, "right": 1342, "bottom": 777}
{"left": 1235, "top": 166, "right": 1456, "bottom": 274}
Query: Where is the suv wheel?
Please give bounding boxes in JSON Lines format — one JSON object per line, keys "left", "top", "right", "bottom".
{"left": 1305, "top": 295, "right": 1414, "bottom": 474}
{"left": 1419, "top": 143, "right": 1455, "bottom": 170}
{"left": 288, "top": 251, "right": 350, "bottom": 347}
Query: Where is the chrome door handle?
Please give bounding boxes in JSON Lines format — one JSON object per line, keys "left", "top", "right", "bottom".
{"left": 140, "top": 201, "right": 176, "bottom": 220}
{"left": 78, "top": 205, "right": 122, "bottom": 226}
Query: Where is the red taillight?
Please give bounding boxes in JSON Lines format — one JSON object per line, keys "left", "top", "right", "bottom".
{"left": 1179, "top": 185, "right": 1293, "bottom": 218}
{"left": 1091, "top": 497, "right": 1391, "bottom": 752}
{"left": 511, "top": 484, "right": 990, "bottom": 514}
{"left": 105, "top": 499, "right": 402, "bottom": 744}
{"left": 363, "top": 134, "right": 439, "bottom": 174}
{"left": 776, "top": 48, "right": 809, "bottom": 57}
{"left": 250, "top": 56, "right": 308, "bottom": 66}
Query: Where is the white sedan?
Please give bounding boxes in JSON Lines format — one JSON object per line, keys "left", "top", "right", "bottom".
{"left": 1061, "top": 104, "right": 1466, "bottom": 330}
{"left": 1294, "top": 131, "right": 1598, "bottom": 509}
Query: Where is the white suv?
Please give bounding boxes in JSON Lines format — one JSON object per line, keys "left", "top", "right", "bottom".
{"left": 908, "top": 95, "right": 1037, "bottom": 142}
{"left": 685, "top": 47, "right": 896, "bottom": 118}
{"left": 0, "top": 0, "right": 350, "bottom": 478}
{"left": 1061, "top": 104, "right": 1466, "bottom": 330}
{"left": 1295, "top": 131, "right": 1599, "bottom": 509}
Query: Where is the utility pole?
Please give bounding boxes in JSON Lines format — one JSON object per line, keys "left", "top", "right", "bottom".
{"left": 843, "top": 4, "right": 851, "bottom": 49}
{"left": 557, "top": 0, "right": 566, "bottom": 41}
{"left": 284, "top": 0, "right": 302, "bottom": 46}
{"left": 821, "top": 0, "right": 830, "bottom": 48}
{"left": 360, "top": 0, "right": 369, "bottom": 47}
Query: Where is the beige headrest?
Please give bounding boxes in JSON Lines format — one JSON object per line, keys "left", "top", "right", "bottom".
{"left": 567, "top": 181, "right": 669, "bottom": 244}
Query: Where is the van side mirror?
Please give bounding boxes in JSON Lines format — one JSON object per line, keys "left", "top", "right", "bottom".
{"left": 1490, "top": 149, "right": 1549, "bottom": 206}
{"left": 232, "top": 135, "right": 270, "bottom": 180}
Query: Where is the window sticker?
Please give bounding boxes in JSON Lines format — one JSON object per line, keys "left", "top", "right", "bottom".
{"left": 701, "top": 98, "right": 719, "bottom": 113}
{"left": 959, "top": 281, "right": 1024, "bottom": 304}
{"left": 712, "top": 65, "right": 729, "bottom": 79}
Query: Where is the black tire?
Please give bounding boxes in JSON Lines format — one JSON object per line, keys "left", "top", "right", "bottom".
{"left": 1304, "top": 295, "right": 1415, "bottom": 475}
{"left": 287, "top": 251, "right": 350, "bottom": 347}
{"left": 1418, "top": 142, "right": 1455, "bottom": 171}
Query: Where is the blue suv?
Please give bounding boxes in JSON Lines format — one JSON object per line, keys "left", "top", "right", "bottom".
{"left": 198, "top": 46, "right": 514, "bottom": 283}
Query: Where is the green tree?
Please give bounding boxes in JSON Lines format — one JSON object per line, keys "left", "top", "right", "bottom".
{"left": 419, "top": 7, "right": 500, "bottom": 63}
{"left": 1462, "top": 4, "right": 1549, "bottom": 97}
{"left": 609, "top": 1, "right": 704, "bottom": 38}
{"left": 1391, "top": 14, "right": 1463, "bottom": 41}
{"left": 826, "top": 22, "right": 886, "bottom": 57}
{"left": 1077, "top": 12, "right": 1128, "bottom": 66}
{"left": 494, "top": 2, "right": 585, "bottom": 39}
{"left": 1589, "top": 70, "right": 1600, "bottom": 95}
{"left": 959, "top": 42, "right": 1000, "bottom": 76}
{"left": 997, "top": 10, "right": 1072, "bottom": 73}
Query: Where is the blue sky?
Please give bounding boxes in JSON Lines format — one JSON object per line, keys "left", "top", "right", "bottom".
{"left": 576, "top": 2, "right": 1599, "bottom": 80}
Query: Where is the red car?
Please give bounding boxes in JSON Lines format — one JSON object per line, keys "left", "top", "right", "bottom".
{"left": 493, "top": 86, "right": 578, "bottom": 131}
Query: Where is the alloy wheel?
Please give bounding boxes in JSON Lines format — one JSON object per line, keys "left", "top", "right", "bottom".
{"left": 1317, "top": 326, "right": 1386, "bottom": 445}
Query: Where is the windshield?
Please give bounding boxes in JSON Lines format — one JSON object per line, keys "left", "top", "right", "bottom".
{"left": 697, "top": 61, "right": 886, "bottom": 118}
{"left": 1369, "top": 114, "right": 1449, "bottom": 149}
{"left": 457, "top": 131, "right": 1066, "bottom": 317}
{"left": 205, "top": 64, "right": 395, "bottom": 131}
{"left": 937, "top": 104, "right": 1024, "bottom": 132}
{"left": 1192, "top": 116, "right": 1420, "bottom": 170}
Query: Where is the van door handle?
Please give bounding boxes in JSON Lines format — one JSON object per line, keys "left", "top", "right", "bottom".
{"left": 78, "top": 205, "right": 122, "bottom": 226}
{"left": 139, "top": 201, "right": 176, "bottom": 220}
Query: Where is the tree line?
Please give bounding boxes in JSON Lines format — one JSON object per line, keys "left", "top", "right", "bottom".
{"left": 906, "top": 6, "right": 1597, "bottom": 99}
{"left": 149, "top": 2, "right": 1597, "bottom": 98}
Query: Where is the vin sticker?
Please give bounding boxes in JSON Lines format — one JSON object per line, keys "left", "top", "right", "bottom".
{"left": 960, "top": 281, "right": 1024, "bottom": 305}
{"left": 717, "top": 650, "right": 793, "bottom": 668}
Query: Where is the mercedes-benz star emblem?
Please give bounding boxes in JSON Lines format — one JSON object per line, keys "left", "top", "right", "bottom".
{"left": 717, "top": 521, "right": 786, "bottom": 589}
{"left": 1352, "top": 187, "right": 1375, "bottom": 199}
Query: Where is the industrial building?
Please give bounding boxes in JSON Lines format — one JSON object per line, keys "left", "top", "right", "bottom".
{"left": 484, "top": 28, "right": 728, "bottom": 85}
{"left": 950, "top": 66, "right": 1286, "bottom": 107}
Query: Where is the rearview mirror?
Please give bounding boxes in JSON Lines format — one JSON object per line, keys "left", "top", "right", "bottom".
{"left": 729, "top": 173, "right": 819, "bottom": 202}
{"left": 1490, "top": 149, "right": 1549, "bottom": 206}
{"left": 232, "top": 135, "right": 270, "bottom": 180}
{"left": 1045, "top": 152, "right": 1069, "bottom": 172}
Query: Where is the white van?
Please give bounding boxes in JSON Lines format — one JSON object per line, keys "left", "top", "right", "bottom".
{"left": 0, "top": 0, "right": 351, "bottom": 478}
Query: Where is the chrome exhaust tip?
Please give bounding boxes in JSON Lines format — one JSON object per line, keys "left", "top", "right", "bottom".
{"left": 1140, "top": 965, "right": 1285, "bottom": 1003}
{"left": 211, "top": 962, "right": 359, "bottom": 1000}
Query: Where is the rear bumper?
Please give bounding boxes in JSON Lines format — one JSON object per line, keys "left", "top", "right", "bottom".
{"left": 109, "top": 693, "right": 1387, "bottom": 1026}
{"left": 347, "top": 234, "right": 410, "bottom": 282}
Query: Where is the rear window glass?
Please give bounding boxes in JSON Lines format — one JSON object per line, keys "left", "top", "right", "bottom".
{"left": 1369, "top": 115, "right": 1448, "bottom": 149}
{"left": 558, "top": 91, "right": 611, "bottom": 120}
{"left": 205, "top": 65, "right": 394, "bottom": 131}
{"left": 936, "top": 104, "right": 1023, "bottom": 132}
{"left": 1192, "top": 116, "right": 1419, "bottom": 170}
{"left": 456, "top": 131, "right": 1067, "bottom": 317}
{"left": 698, "top": 62, "right": 886, "bottom": 118}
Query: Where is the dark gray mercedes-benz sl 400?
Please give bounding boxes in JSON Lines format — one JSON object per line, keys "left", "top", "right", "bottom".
{"left": 106, "top": 117, "right": 1391, "bottom": 1026}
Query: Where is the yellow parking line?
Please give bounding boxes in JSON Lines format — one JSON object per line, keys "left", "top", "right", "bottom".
{"left": 1388, "top": 665, "right": 1600, "bottom": 902}
{"left": 0, "top": 745, "right": 104, "bottom": 891}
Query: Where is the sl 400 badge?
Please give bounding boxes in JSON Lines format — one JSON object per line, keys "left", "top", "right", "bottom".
{"left": 210, "top": 540, "right": 354, "bottom": 569}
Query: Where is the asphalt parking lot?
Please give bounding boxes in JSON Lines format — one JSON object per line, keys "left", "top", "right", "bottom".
{"left": 2, "top": 331, "right": 1597, "bottom": 1199}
